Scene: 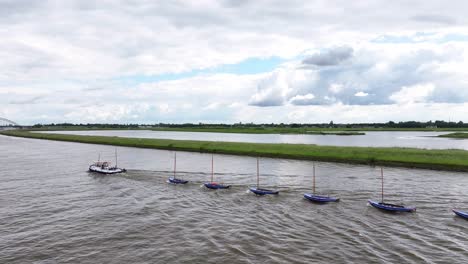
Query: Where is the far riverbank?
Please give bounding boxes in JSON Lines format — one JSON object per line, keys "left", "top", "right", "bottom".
{"left": 3, "top": 130, "right": 468, "bottom": 172}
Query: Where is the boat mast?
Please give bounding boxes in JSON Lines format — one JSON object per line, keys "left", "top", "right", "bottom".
{"left": 174, "top": 152, "right": 177, "bottom": 179}
{"left": 211, "top": 154, "right": 214, "bottom": 182}
{"left": 98, "top": 153, "right": 101, "bottom": 162}
{"left": 257, "top": 157, "right": 260, "bottom": 188}
{"left": 381, "top": 167, "right": 384, "bottom": 203}
{"left": 115, "top": 149, "right": 118, "bottom": 167}
{"left": 313, "top": 163, "right": 316, "bottom": 194}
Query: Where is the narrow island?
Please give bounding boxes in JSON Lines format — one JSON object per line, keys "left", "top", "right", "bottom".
{"left": 3, "top": 130, "right": 468, "bottom": 172}
{"left": 438, "top": 132, "right": 468, "bottom": 139}
{"left": 149, "top": 127, "right": 365, "bottom": 135}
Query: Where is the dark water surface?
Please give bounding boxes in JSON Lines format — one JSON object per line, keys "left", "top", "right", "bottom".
{"left": 1, "top": 135, "right": 467, "bottom": 263}
{"left": 40, "top": 130, "right": 468, "bottom": 150}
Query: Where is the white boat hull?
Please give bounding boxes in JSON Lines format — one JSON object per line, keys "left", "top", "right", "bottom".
{"left": 89, "top": 165, "right": 126, "bottom": 174}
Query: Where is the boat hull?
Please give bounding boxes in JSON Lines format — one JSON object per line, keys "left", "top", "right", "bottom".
{"left": 304, "top": 193, "right": 339, "bottom": 203}
{"left": 168, "top": 177, "right": 188, "bottom": 184}
{"left": 368, "top": 200, "right": 416, "bottom": 212}
{"left": 204, "top": 182, "right": 230, "bottom": 189}
{"left": 89, "top": 165, "right": 126, "bottom": 174}
{"left": 453, "top": 209, "right": 468, "bottom": 219}
{"left": 249, "top": 187, "right": 279, "bottom": 195}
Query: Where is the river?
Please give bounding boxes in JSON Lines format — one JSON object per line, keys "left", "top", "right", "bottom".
{"left": 39, "top": 130, "right": 468, "bottom": 150}
{"left": 0, "top": 134, "right": 467, "bottom": 263}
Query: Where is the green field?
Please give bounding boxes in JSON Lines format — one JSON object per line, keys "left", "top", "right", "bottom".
{"left": 3, "top": 130, "right": 468, "bottom": 172}
{"left": 149, "top": 127, "right": 365, "bottom": 135}
{"left": 438, "top": 132, "right": 468, "bottom": 139}
{"left": 28, "top": 126, "right": 366, "bottom": 135}
{"left": 149, "top": 127, "right": 468, "bottom": 134}
{"left": 151, "top": 127, "right": 367, "bottom": 135}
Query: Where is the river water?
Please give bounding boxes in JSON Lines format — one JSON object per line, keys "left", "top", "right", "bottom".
{"left": 40, "top": 130, "right": 468, "bottom": 150}
{"left": 1, "top": 134, "right": 467, "bottom": 263}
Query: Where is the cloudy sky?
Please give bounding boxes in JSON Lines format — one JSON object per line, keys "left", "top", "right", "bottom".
{"left": 2, "top": 0, "right": 468, "bottom": 125}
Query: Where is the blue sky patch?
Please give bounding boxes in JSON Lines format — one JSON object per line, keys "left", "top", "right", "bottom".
{"left": 372, "top": 32, "right": 468, "bottom": 44}
{"left": 113, "top": 56, "right": 285, "bottom": 85}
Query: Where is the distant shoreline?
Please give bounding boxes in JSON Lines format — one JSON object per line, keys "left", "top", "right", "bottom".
{"left": 24, "top": 125, "right": 468, "bottom": 134}
{"left": 29, "top": 127, "right": 366, "bottom": 135}
{"left": 3, "top": 130, "right": 468, "bottom": 172}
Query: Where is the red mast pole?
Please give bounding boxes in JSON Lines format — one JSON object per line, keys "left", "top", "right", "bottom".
{"left": 257, "top": 157, "right": 259, "bottom": 188}
{"left": 381, "top": 167, "right": 384, "bottom": 203}
{"left": 174, "top": 152, "right": 176, "bottom": 178}
{"left": 313, "top": 164, "right": 316, "bottom": 194}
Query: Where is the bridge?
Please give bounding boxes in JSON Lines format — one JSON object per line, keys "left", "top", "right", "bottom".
{"left": 0, "top": 117, "right": 22, "bottom": 130}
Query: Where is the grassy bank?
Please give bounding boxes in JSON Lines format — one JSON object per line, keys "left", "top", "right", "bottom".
{"left": 29, "top": 126, "right": 365, "bottom": 135}
{"left": 438, "top": 132, "right": 468, "bottom": 139}
{"left": 150, "top": 127, "right": 365, "bottom": 135}
{"left": 150, "top": 127, "right": 468, "bottom": 134}
{"left": 3, "top": 130, "right": 468, "bottom": 172}
{"left": 305, "top": 131, "right": 365, "bottom": 135}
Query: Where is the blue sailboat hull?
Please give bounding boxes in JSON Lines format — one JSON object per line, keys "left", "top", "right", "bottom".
{"left": 368, "top": 200, "right": 416, "bottom": 212}
{"left": 168, "top": 177, "right": 188, "bottom": 184}
{"left": 204, "top": 182, "right": 230, "bottom": 189}
{"left": 304, "top": 193, "right": 339, "bottom": 203}
{"left": 453, "top": 209, "right": 468, "bottom": 219}
{"left": 249, "top": 187, "right": 279, "bottom": 195}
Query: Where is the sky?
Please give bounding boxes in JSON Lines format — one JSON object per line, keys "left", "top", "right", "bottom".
{"left": 1, "top": 0, "right": 468, "bottom": 125}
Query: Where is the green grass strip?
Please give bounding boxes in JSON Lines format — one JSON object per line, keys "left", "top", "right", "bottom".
{"left": 438, "top": 132, "right": 468, "bottom": 139}
{"left": 149, "top": 127, "right": 365, "bottom": 135}
{"left": 3, "top": 130, "right": 468, "bottom": 171}
{"left": 149, "top": 127, "right": 468, "bottom": 133}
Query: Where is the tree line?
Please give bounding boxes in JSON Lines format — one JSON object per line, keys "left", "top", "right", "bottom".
{"left": 32, "top": 120, "right": 468, "bottom": 129}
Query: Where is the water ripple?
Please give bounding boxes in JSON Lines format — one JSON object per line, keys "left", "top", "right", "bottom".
{"left": 1, "top": 135, "right": 468, "bottom": 263}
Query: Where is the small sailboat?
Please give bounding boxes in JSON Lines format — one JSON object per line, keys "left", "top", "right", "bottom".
{"left": 368, "top": 168, "right": 416, "bottom": 212}
{"left": 452, "top": 209, "right": 468, "bottom": 220}
{"left": 249, "top": 158, "right": 279, "bottom": 195}
{"left": 168, "top": 152, "right": 188, "bottom": 184}
{"left": 89, "top": 149, "right": 126, "bottom": 174}
{"left": 304, "top": 164, "right": 339, "bottom": 203}
{"left": 204, "top": 154, "right": 230, "bottom": 189}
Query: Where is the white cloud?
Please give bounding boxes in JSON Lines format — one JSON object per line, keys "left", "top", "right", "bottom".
{"left": 329, "top": 84, "right": 344, "bottom": 94}
{"left": 249, "top": 68, "right": 309, "bottom": 106}
{"left": 390, "top": 83, "right": 435, "bottom": 104}
{"left": 289, "top": 93, "right": 316, "bottom": 105}
{"left": 249, "top": 42, "right": 468, "bottom": 107}
{"left": 288, "top": 110, "right": 306, "bottom": 121}
{"left": 354, "top": 91, "right": 369, "bottom": 97}
{"left": 302, "top": 46, "right": 354, "bottom": 66}
{"left": 231, "top": 102, "right": 468, "bottom": 124}
{"left": 64, "top": 104, "right": 151, "bottom": 123}
{"left": 2, "top": 1, "right": 468, "bottom": 124}
{"left": 158, "top": 103, "right": 171, "bottom": 114}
